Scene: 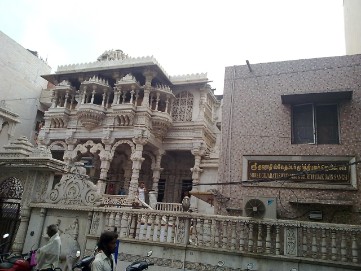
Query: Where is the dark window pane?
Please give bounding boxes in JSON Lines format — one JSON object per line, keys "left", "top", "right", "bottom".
{"left": 292, "top": 104, "right": 314, "bottom": 144}
{"left": 316, "top": 105, "right": 339, "bottom": 144}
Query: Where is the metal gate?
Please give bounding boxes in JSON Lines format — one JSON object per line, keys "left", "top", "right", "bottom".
{"left": 0, "top": 177, "right": 23, "bottom": 253}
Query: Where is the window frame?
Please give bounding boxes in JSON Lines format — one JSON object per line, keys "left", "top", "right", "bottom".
{"left": 291, "top": 103, "right": 340, "bottom": 145}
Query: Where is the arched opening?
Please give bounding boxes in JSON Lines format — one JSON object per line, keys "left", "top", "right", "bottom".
{"left": 107, "top": 143, "right": 132, "bottom": 195}
{"left": 0, "top": 177, "right": 23, "bottom": 253}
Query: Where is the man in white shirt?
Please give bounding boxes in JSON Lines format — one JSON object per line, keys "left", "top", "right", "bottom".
{"left": 36, "top": 224, "right": 61, "bottom": 271}
{"left": 137, "top": 182, "right": 146, "bottom": 202}
{"left": 91, "top": 231, "right": 118, "bottom": 271}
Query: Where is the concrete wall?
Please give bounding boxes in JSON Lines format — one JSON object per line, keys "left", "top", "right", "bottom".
{"left": 219, "top": 54, "right": 361, "bottom": 223}
{"left": 344, "top": 0, "right": 361, "bottom": 55}
{"left": 115, "top": 241, "right": 357, "bottom": 271}
{"left": 0, "top": 31, "right": 51, "bottom": 148}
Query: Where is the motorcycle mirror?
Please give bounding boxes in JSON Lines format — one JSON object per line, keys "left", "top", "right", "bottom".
{"left": 217, "top": 261, "right": 225, "bottom": 267}
{"left": 2, "top": 233, "right": 9, "bottom": 239}
{"left": 147, "top": 250, "right": 153, "bottom": 257}
{"left": 76, "top": 251, "right": 81, "bottom": 257}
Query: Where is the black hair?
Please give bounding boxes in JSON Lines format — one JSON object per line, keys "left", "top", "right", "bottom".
{"left": 97, "top": 231, "right": 118, "bottom": 251}
{"left": 47, "top": 224, "right": 58, "bottom": 237}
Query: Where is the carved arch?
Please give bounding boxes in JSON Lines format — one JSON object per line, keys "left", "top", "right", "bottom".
{"left": 110, "top": 140, "right": 135, "bottom": 159}
{"left": 49, "top": 141, "right": 67, "bottom": 150}
{"left": 0, "top": 177, "right": 24, "bottom": 200}
{"left": 71, "top": 140, "right": 105, "bottom": 160}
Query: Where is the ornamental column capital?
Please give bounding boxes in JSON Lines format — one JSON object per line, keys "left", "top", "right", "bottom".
{"left": 133, "top": 129, "right": 149, "bottom": 146}
{"left": 191, "top": 141, "right": 206, "bottom": 157}
{"left": 143, "top": 69, "right": 157, "bottom": 82}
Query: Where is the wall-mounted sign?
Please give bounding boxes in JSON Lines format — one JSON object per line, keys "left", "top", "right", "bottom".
{"left": 247, "top": 161, "right": 349, "bottom": 182}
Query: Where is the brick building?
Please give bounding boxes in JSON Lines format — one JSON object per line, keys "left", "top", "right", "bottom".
{"left": 219, "top": 54, "right": 361, "bottom": 224}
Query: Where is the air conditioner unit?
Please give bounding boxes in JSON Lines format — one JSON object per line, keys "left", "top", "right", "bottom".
{"left": 243, "top": 196, "right": 277, "bottom": 219}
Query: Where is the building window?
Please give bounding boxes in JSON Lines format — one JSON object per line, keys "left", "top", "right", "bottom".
{"left": 292, "top": 104, "right": 339, "bottom": 144}
{"left": 172, "top": 91, "right": 193, "bottom": 121}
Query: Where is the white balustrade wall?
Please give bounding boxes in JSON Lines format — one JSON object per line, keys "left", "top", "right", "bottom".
{"left": 96, "top": 208, "right": 361, "bottom": 265}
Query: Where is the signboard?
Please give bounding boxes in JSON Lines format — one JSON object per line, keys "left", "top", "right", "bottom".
{"left": 247, "top": 161, "right": 349, "bottom": 182}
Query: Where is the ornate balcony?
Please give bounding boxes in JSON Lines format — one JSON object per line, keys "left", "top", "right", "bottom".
{"left": 151, "top": 111, "right": 173, "bottom": 139}
{"left": 77, "top": 104, "right": 106, "bottom": 130}
{"left": 45, "top": 107, "right": 71, "bottom": 128}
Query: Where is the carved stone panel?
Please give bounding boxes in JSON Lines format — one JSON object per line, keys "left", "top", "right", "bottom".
{"left": 284, "top": 227, "right": 298, "bottom": 256}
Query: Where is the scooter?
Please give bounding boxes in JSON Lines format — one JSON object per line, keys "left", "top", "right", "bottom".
{"left": 72, "top": 248, "right": 96, "bottom": 271}
{"left": 125, "top": 251, "right": 154, "bottom": 271}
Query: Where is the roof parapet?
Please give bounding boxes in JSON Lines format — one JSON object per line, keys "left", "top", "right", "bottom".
{"left": 56, "top": 56, "right": 170, "bottom": 79}
{"left": 170, "top": 73, "right": 208, "bottom": 84}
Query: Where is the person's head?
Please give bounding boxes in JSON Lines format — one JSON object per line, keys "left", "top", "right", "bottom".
{"left": 139, "top": 182, "right": 145, "bottom": 188}
{"left": 46, "top": 224, "right": 58, "bottom": 238}
{"left": 97, "top": 231, "right": 118, "bottom": 255}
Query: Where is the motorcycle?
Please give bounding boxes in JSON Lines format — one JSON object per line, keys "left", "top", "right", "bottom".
{"left": 0, "top": 234, "right": 10, "bottom": 257}
{"left": 72, "top": 248, "right": 96, "bottom": 271}
{"left": 0, "top": 234, "right": 36, "bottom": 271}
{"left": 125, "top": 251, "right": 154, "bottom": 271}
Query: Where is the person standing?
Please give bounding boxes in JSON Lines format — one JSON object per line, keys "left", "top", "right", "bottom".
{"left": 91, "top": 231, "right": 118, "bottom": 271}
{"left": 36, "top": 224, "right": 61, "bottom": 271}
{"left": 137, "top": 182, "right": 147, "bottom": 202}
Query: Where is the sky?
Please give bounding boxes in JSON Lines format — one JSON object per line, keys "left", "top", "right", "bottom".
{"left": 0, "top": 0, "right": 346, "bottom": 94}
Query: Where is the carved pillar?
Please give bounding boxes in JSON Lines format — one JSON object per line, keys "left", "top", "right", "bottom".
{"left": 142, "top": 69, "right": 157, "bottom": 107}
{"left": 198, "top": 88, "right": 207, "bottom": 120}
{"left": 51, "top": 90, "right": 56, "bottom": 108}
{"left": 190, "top": 142, "right": 205, "bottom": 211}
{"left": 54, "top": 92, "right": 59, "bottom": 108}
{"left": 128, "top": 133, "right": 148, "bottom": 199}
{"left": 98, "top": 140, "right": 114, "bottom": 194}
{"left": 64, "top": 91, "right": 69, "bottom": 108}
{"left": 36, "top": 208, "right": 47, "bottom": 248}
{"left": 12, "top": 206, "right": 31, "bottom": 253}
{"left": 64, "top": 137, "right": 77, "bottom": 166}
{"left": 190, "top": 142, "right": 205, "bottom": 190}
{"left": 91, "top": 87, "right": 96, "bottom": 104}
{"left": 151, "top": 150, "right": 165, "bottom": 197}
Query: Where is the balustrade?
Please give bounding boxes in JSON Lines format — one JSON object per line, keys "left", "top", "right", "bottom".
{"left": 95, "top": 208, "right": 361, "bottom": 266}
{"left": 155, "top": 202, "right": 183, "bottom": 212}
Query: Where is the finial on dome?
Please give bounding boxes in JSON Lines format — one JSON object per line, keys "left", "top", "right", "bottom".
{"left": 97, "top": 49, "right": 129, "bottom": 61}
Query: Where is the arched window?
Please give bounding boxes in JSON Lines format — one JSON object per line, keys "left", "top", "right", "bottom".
{"left": 172, "top": 91, "right": 193, "bottom": 121}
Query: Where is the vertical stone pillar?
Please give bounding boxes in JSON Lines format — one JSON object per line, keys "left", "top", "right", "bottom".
{"left": 64, "top": 137, "right": 77, "bottom": 166}
{"left": 198, "top": 87, "right": 207, "bottom": 120}
{"left": 191, "top": 142, "right": 205, "bottom": 190}
{"left": 190, "top": 142, "right": 205, "bottom": 211}
{"left": 151, "top": 150, "right": 165, "bottom": 196}
{"left": 12, "top": 206, "right": 31, "bottom": 253}
{"left": 141, "top": 69, "right": 157, "bottom": 107}
{"left": 36, "top": 208, "right": 47, "bottom": 248}
{"left": 128, "top": 132, "right": 148, "bottom": 199}
{"left": 98, "top": 139, "right": 114, "bottom": 194}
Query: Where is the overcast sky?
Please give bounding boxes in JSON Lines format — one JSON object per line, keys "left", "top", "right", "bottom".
{"left": 0, "top": 0, "right": 345, "bottom": 94}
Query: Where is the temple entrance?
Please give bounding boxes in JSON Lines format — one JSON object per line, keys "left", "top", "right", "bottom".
{"left": 107, "top": 143, "right": 132, "bottom": 195}
{"left": 0, "top": 177, "right": 23, "bottom": 253}
{"left": 161, "top": 151, "right": 194, "bottom": 203}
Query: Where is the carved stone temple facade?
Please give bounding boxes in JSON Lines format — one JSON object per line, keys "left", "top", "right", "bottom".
{"left": 38, "top": 50, "right": 222, "bottom": 213}
{"left": 1, "top": 49, "right": 361, "bottom": 270}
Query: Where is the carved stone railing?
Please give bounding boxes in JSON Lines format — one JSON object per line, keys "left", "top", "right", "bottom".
{"left": 101, "top": 194, "right": 136, "bottom": 208}
{"left": 155, "top": 202, "right": 183, "bottom": 212}
{"left": 96, "top": 208, "right": 361, "bottom": 267}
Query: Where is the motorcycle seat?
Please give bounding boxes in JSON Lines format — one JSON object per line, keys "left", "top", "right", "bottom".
{"left": 0, "top": 262, "right": 14, "bottom": 269}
